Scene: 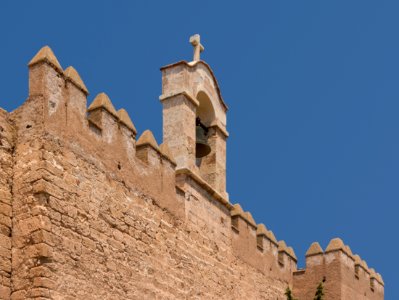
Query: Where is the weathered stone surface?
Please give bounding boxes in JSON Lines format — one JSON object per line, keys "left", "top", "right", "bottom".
{"left": 325, "top": 237, "right": 345, "bottom": 252}
{"left": 136, "top": 129, "right": 159, "bottom": 150}
{"left": 0, "top": 110, "right": 14, "bottom": 300}
{"left": 306, "top": 242, "right": 323, "bottom": 257}
{"left": 64, "top": 66, "right": 89, "bottom": 95}
{"left": 294, "top": 239, "right": 383, "bottom": 300}
{"left": 117, "top": 108, "right": 137, "bottom": 134}
{"left": 0, "top": 42, "right": 383, "bottom": 300}
{"left": 159, "top": 142, "right": 176, "bottom": 165}
{"left": 28, "top": 46, "right": 63, "bottom": 73}
{"left": 88, "top": 92, "right": 117, "bottom": 116}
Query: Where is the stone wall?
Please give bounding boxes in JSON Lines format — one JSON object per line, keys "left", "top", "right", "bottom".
{"left": 0, "top": 45, "right": 384, "bottom": 299}
{"left": 293, "top": 241, "right": 384, "bottom": 300}
{"left": 0, "top": 109, "right": 14, "bottom": 299}
{"left": 3, "top": 47, "right": 294, "bottom": 299}
{"left": 15, "top": 134, "right": 288, "bottom": 299}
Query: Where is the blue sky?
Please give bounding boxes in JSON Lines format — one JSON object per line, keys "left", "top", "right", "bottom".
{"left": 1, "top": 1, "right": 397, "bottom": 298}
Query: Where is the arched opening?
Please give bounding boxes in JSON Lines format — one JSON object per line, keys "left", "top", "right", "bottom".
{"left": 196, "top": 91, "right": 215, "bottom": 127}
{"left": 195, "top": 91, "right": 215, "bottom": 163}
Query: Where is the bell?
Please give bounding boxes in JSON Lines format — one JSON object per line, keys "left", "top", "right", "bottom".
{"left": 196, "top": 123, "right": 211, "bottom": 158}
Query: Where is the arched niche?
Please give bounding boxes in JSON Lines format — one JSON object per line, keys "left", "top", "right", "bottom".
{"left": 196, "top": 91, "right": 215, "bottom": 126}
{"left": 160, "top": 61, "right": 227, "bottom": 127}
{"left": 195, "top": 90, "right": 217, "bottom": 170}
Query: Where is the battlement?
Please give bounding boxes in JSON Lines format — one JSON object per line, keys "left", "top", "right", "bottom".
{"left": 293, "top": 238, "right": 384, "bottom": 299}
{"left": 230, "top": 203, "right": 297, "bottom": 280}
{"left": 0, "top": 42, "right": 384, "bottom": 299}
{"left": 22, "top": 46, "right": 181, "bottom": 209}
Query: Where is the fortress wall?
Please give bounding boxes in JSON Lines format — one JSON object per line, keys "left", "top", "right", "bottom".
{"left": 293, "top": 241, "right": 384, "bottom": 300}
{"left": 17, "top": 128, "right": 290, "bottom": 299}
{"left": 340, "top": 254, "right": 384, "bottom": 300}
{"left": 2, "top": 51, "right": 294, "bottom": 299}
{"left": 9, "top": 73, "right": 62, "bottom": 299}
{"left": 177, "top": 172, "right": 232, "bottom": 249}
{"left": 0, "top": 110, "right": 14, "bottom": 299}
{"left": 229, "top": 204, "right": 297, "bottom": 284}
{"left": 1, "top": 46, "right": 384, "bottom": 299}
{"left": 293, "top": 251, "right": 344, "bottom": 299}
{"left": 2, "top": 87, "right": 64, "bottom": 299}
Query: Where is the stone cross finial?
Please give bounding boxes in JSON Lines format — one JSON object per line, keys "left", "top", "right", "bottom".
{"left": 189, "top": 34, "right": 204, "bottom": 61}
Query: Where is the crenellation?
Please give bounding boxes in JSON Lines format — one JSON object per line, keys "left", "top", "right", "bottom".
{"left": 87, "top": 93, "right": 119, "bottom": 140}
{"left": 117, "top": 108, "right": 137, "bottom": 136}
{"left": 277, "top": 240, "right": 297, "bottom": 270}
{"left": 230, "top": 204, "right": 256, "bottom": 229}
{"left": 306, "top": 242, "right": 323, "bottom": 257}
{"left": 64, "top": 66, "right": 88, "bottom": 133}
{"left": 278, "top": 240, "right": 287, "bottom": 265}
{"left": 28, "top": 46, "right": 63, "bottom": 74}
{"left": 369, "top": 268, "right": 384, "bottom": 292}
{"left": 27, "top": 46, "right": 180, "bottom": 214}
{"left": 257, "top": 229, "right": 279, "bottom": 263}
{"left": 294, "top": 239, "right": 384, "bottom": 299}
{"left": 267, "top": 230, "right": 278, "bottom": 245}
{"left": 370, "top": 268, "right": 378, "bottom": 291}
{"left": 287, "top": 247, "right": 297, "bottom": 262}
{"left": 136, "top": 130, "right": 161, "bottom": 166}
{"left": 0, "top": 42, "right": 384, "bottom": 299}
{"left": 277, "top": 241, "right": 297, "bottom": 266}
{"left": 64, "top": 66, "right": 89, "bottom": 96}
{"left": 325, "top": 237, "right": 345, "bottom": 253}
{"left": 245, "top": 211, "right": 256, "bottom": 226}
{"left": 29, "top": 63, "right": 64, "bottom": 120}
{"left": 376, "top": 273, "right": 384, "bottom": 286}
{"left": 136, "top": 129, "right": 159, "bottom": 150}
{"left": 231, "top": 204, "right": 259, "bottom": 270}
{"left": 88, "top": 92, "right": 118, "bottom": 117}
{"left": 344, "top": 244, "right": 353, "bottom": 258}
{"left": 116, "top": 122, "right": 136, "bottom": 164}
{"left": 354, "top": 254, "right": 366, "bottom": 277}
{"left": 256, "top": 223, "right": 269, "bottom": 250}
{"left": 229, "top": 204, "right": 296, "bottom": 280}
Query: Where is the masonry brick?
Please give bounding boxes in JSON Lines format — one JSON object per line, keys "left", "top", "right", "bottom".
{"left": 0, "top": 43, "right": 383, "bottom": 300}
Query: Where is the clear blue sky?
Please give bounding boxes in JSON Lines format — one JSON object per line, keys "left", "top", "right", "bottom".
{"left": 1, "top": 1, "right": 397, "bottom": 298}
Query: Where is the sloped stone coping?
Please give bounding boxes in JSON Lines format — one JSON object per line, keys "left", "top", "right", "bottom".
{"left": 175, "top": 167, "right": 232, "bottom": 209}
{"left": 159, "top": 91, "right": 199, "bottom": 107}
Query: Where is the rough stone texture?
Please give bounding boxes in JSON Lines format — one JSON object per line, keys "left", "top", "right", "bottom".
{"left": 293, "top": 249, "right": 384, "bottom": 300}
{"left": 160, "top": 61, "right": 228, "bottom": 199}
{"left": 198, "top": 126, "right": 227, "bottom": 197}
{"left": 0, "top": 109, "right": 14, "bottom": 299}
{"left": 0, "top": 45, "right": 384, "bottom": 299}
{"left": 161, "top": 93, "right": 197, "bottom": 170}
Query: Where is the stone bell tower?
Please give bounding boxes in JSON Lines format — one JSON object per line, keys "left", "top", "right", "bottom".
{"left": 160, "top": 34, "right": 229, "bottom": 198}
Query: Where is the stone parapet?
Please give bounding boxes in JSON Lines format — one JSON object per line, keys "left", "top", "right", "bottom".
{"left": 0, "top": 44, "right": 384, "bottom": 300}
{"left": 230, "top": 203, "right": 297, "bottom": 282}
{"left": 293, "top": 238, "right": 384, "bottom": 300}
{"left": 0, "top": 109, "right": 15, "bottom": 299}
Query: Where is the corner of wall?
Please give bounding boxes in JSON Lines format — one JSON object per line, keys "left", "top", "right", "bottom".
{"left": 293, "top": 239, "right": 384, "bottom": 300}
